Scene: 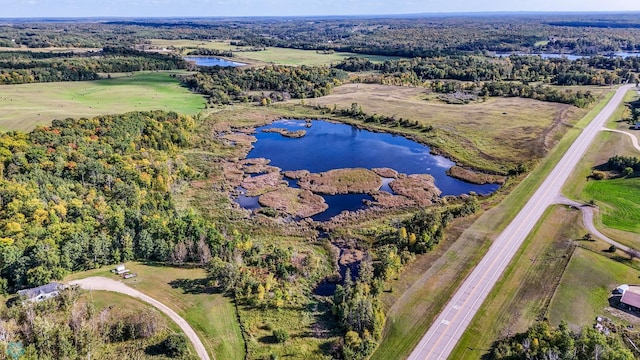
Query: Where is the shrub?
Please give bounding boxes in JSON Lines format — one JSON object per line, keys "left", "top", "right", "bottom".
{"left": 273, "top": 329, "right": 289, "bottom": 343}
{"left": 162, "top": 334, "right": 188, "bottom": 358}
{"left": 591, "top": 170, "right": 607, "bottom": 180}
{"left": 609, "top": 245, "right": 617, "bottom": 253}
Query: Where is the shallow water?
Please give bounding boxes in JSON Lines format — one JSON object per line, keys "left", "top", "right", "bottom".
{"left": 247, "top": 120, "right": 499, "bottom": 197}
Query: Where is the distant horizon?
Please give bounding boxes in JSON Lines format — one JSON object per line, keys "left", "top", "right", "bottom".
{"left": 1, "top": 0, "right": 638, "bottom": 18}
{"left": 2, "top": 10, "right": 640, "bottom": 21}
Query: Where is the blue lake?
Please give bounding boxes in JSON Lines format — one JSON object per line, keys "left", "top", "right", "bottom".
{"left": 184, "top": 56, "right": 245, "bottom": 67}
{"left": 242, "top": 120, "right": 500, "bottom": 219}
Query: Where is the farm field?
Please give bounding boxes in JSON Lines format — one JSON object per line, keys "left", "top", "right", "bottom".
{"left": 0, "top": 71, "right": 205, "bottom": 132}
{"left": 149, "top": 39, "right": 400, "bottom": 66}
{"left": 302, "top": 83, "right": 593, "bottom": 173}
{"left": 66, "top": 262, "right": 245, "bottom": 360}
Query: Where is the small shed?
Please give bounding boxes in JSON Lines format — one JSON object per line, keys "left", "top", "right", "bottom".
{"left": 115, "top": 264, "right": 129, "bottom": 275}
{"left": 17, "top": 283, "right": 60, "bottom": 302}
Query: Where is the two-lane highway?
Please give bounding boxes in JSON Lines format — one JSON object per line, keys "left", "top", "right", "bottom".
{"left": 408, "top": 84, "right": 635, "bottom": 360}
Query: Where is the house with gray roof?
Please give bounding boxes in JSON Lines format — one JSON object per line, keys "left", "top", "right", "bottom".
{"left": 17, "top": 283, "right": 60, "bottom": 303}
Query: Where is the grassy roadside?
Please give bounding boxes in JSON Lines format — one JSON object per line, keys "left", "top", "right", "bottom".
{"left": 562, "top": 89, "right": 640, "bottom": 248}
{"left": 371, "top": 88, "right": 617, "bottom": 359}
{"left": 449, "top": 205, "right": 582, "bottom": 359}
{"left": 65, "top": 262, "right": 245, "bottom": 360}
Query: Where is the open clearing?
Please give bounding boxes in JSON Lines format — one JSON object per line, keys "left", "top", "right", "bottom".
{"left": 0, "top": 71, "right": 205, "bottom": 132}
{"left": 149, "top": 39, "right": 399, "bottom": 66}
{"left": 66, "top": 262, "right": 244, "bottom": 360}
{"left": 302, "top": 83, "right": 590, "bottom": 172}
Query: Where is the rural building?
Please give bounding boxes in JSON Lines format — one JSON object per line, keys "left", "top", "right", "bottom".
{"left": 114, "top": 264, "right": 129, "bottom": 275}
{"left": 616, "top": 284, "right": 640, "bottom": 312}
{"left": 17, "top": 283, "right": 60, "bottom": 302}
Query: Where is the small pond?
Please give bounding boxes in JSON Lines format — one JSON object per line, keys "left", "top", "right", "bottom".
{"left": 240, "top": 120, "right": 499, "bottom": 219}
{"left": 184, "top": 56, "right": 245, "bottom": 67}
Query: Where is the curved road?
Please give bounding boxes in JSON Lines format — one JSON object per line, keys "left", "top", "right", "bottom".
{"left": 603, "top": 128, "right": 640, "bottom": 152}
{"left": 408, "top": 84, "right": 636, "bottom": 360}
{"left": 69, "top": 277, "right": 211, "bottom": 360}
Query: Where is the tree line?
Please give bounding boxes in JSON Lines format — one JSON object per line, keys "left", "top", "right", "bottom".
{"left": 179, "top": 65, "right": 348, "bottom": 105}
{"left": 0, "top": 47, "right": 188, "bottom": 84}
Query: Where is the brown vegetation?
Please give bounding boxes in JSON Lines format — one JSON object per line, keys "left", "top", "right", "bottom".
{"left": 389, "top": 174, "right": 442, "bottom": 206}
{"left": 446, "top": 166, "right": 506, "bottom": 185}
{"left": 262, "top": 127, "right": 307, "bottom": 138}
{"left": 241, "top": 172, "right": 284, "bottom": 196}
{"left": 258, "top": 187, "right": 328, "bottom": 217}
{"left": 298, "top": 168, "right": 382, "bottom": 194}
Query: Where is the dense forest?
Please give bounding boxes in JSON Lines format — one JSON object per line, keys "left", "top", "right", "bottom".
{"left": 0, "top": 47, "right": 189, "bottom": 84}
{"left": 179, "top": 65, "right": 348, "bottom": 105}
{"left": 3, "top": 14, "right": 640, "bottom": 56}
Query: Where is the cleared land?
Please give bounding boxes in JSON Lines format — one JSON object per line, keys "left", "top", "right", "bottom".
{"left": 65, "top": 262, "right": 244, "bottom": 360}
{"left": 302, "top": 83, "right": 591, "bottom": 172}
{"left": 0, "top": 71, "right": 205, "bottom": 132}
{"left": 149, "top": 39, "right": 399, "bottom": 66}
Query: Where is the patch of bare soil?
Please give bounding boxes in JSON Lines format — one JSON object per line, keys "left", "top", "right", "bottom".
{"left": 298, "top": 168, "right": 382, "bottom": 195}
{"left": 446, "top": 166, "right": 506, "bottom": 185}
{"left": 241, "top": 172, "right": 284, "bottom": 196}
{"left": 389, "top": 174, "right": 442, "bottom": 206}
{"left": 258, "top": 187, "right": 328, "bottom": 218}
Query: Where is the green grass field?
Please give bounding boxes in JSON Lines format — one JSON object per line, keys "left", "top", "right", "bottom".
{"left": 0, "top": 72, "right": 206, "bottom": 132}
{"left": 583, "top": 177, "right": 640, "bottom": 234}
{"left": 149, "top": 39, "right": 399, "bottom": 66}
{"left": 66, "top": 262, "right": 245, "bottom": 360}
{"left": 548, "top": 246, "right": 640, "bottom": 327}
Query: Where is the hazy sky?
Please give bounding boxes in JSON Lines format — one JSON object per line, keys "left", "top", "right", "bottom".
{"left": 2, "top": 0, "right": 639, "bottom": 18}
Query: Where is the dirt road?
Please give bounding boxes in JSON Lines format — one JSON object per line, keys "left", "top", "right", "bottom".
{"left": 69, "top": 276, "right": 211, "bottom": 360}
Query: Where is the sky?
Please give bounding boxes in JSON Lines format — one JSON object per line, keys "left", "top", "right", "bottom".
{"left": 2, "top": 0, "right": 639, "bottom": 18}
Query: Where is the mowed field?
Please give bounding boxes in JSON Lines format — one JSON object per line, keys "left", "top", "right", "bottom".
{"left": 303, "top": 83, "right": 589, "bottom": 171}
{"left": 149, "top": 39, "right": 399, "bottom": 66}
{"left": 0, "top": 72, "right": 206, "bottom": 132}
